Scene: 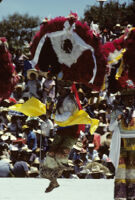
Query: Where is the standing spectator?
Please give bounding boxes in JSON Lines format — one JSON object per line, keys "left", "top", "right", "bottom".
{"left": 22, "top": 125, "right": 37, "bottom": 152}
{"left": 39, "top": 114, "right": 54, "bottom": 152}
{"left": 13, "top": 49, "right": 25, "bottom": 73}
{"left": 86, "top": 143, "right": 98, "bottom": 162}
{"left": 25, "top": 69, "right": 40, "bottom": 99}
{"left": 42, "top": 72, "right": 56, "bottom": 104}
{"left": 0, "top": 118, "right": 7, "bottom": 131}
{"left": 7, "top": 115, "right": 19, "bottom": 137}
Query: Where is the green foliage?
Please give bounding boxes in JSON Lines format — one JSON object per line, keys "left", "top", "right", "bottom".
{"left": 0, "top": 13, "right": 41, "bottom": 50}
{"left": 83, "top": 1, "right": 135, "bottom": 31}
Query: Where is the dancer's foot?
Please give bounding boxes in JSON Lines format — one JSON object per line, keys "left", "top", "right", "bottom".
{"left": 45, "top": 180, "right": 59, "bottom": 193}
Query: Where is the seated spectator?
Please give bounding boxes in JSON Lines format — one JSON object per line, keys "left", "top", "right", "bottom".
{"left": 0, "top": 143, "right": 14, "bottom": 177}
{"left": 13, "top": 49, "right": 25, "bottom": 73}
{"left": 84, "top": 160, "right": 112, "bottom": 179}
{"left": 28, "top": 166, "right": 39, "bottom": 177}
{"left": 0, "top": 108, "right": 10, "bottom": 124}
{"left": 93, "top": 133, "right": 101, "bottom": 151}
{"left": 0, "top": 118, "right": 7, "bottom": 131}
{"left": 7, "top": 115, "right": 19, "bottom": 137}
{"left": 86, "top": 143, "right": 98, "bottom": 162}
{"left": 9, "top": 145, "right": 19, "bottom": 165}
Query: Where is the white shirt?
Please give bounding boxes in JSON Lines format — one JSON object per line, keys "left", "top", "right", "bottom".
{"left": 41, "top": 119, "right": 54, "bottom": 137}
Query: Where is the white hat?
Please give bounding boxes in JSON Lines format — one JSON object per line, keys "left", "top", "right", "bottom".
{"left": 115, "top": 24, "right": 121, "bottom": 27}
{"left": 80, "top": 169, "right": 90, "bottom": 174}
{"left": 127, "top": 24, "right": 132, "bottom": 28}
{"left": 10, "top": 145, "right": 19, "bottom": 151}
{"left": 1, "top": 135, "right": 9, "bottom": 141}
{"left": 4, "top": 132, "right": 17, "bottom": 141}
{"left": 34, "top": 129, "right": 42, "bottom": 134}
{"left": 17, "top": 99, "right": 25, "bottom": 104}
{"left": 88, "top": 143, "right": 94, "bottom": 148}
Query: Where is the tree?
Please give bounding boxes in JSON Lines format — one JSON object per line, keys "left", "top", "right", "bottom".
{"left": 83, "top": 1, "right": 135, "bottom": 31}
{"left": 0, "top": 13, "right": 41, "bottom": 50}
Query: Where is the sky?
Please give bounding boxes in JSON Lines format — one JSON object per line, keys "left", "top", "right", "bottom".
{"left": 0, "top": 0, "right": 132, "bottom": 21}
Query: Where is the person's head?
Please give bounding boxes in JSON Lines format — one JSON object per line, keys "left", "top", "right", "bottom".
{"left": 30, "top": 72, "right": 37, "bottom": 80}
{"left": 87, "top": 143, "right": 95, "bottom": 152}
{"left": 27, "top": 69, "right": 38, "bottom": 80}
{"left": 22, "top": 125, "right": 31, "bottom": 134}
{"left": 0, "top": 143, "right": 8, "bottom": 156}
{"left": 18, "top": 150, "right": 29, "bottom": 162}
{"left": 16, "top": 49, "right": 22, "bottom": 57}
{"left": 15, "top": 85, "right": 24, "bottom": 94}
{"left": 46, "top": 72, "right": 54, "bottom": 80}
{"left": 11, "top": 115, "right": 17, "bottom": 123}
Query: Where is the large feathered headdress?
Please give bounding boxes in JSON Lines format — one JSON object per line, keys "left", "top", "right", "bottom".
{"left": 30, "top": 12, "right": 107, "bottom": 91}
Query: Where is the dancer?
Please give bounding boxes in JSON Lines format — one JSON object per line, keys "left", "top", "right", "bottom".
{"left": 0, "top": 37, "right": 18, "bottom": 99}
{"left": 109, "top": 28, "right": 135, "bottom": 200}
{"left": 40, "top": 84, "right": 79, "bottom": 192}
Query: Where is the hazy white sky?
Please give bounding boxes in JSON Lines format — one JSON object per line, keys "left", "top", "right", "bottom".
{"left": 0, "top": 0, "right": 131, "bottom": 21}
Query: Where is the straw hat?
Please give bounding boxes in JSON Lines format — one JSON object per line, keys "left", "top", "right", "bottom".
{"left": 17, "top": 99, "right": 25, "bottom": 104}
{"left": 89, "top": 165, "right": 104, "bottom": 174}
{"left": 73, "top": 141, "right": 83, "bottom": 151}
{"left": 28, "top": 167, "right": 39, "bottom": 175}
{"left": 0, "top": 155, "right": 12, "bottom": 163}
{"left": 80, "top": 169, "right": 90, "bottom": 174}
{"left": 21, "top": 146, "right": 32, "bottom": 153}
{"left": 93, "top": 156, "right": 101, "bottom": 162}
{"left": 0, "top": 130, "right": 4, "bottom": 135}
{"left": 33, "top": 157, "right": 40, "bottom": 165}
{"left": 27, "top": 69, "right": 39, "bottom": 79}
{"left": 68, "top": 159, "right": 74, "bottom": 167}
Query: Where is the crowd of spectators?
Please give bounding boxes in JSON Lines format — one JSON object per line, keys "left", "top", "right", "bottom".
{"left": 0, "top": 22, "right": 129, "bottom": 179}
{"left": 0, "top": 55, "right": 118, "bottom": 179}
{"left": 100, "top": 23, "right": 133, "bottom": 44}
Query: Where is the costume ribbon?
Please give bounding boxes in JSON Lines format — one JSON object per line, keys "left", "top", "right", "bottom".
{"left": 54, "top": 109, "right": 99, "bottom": 135}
